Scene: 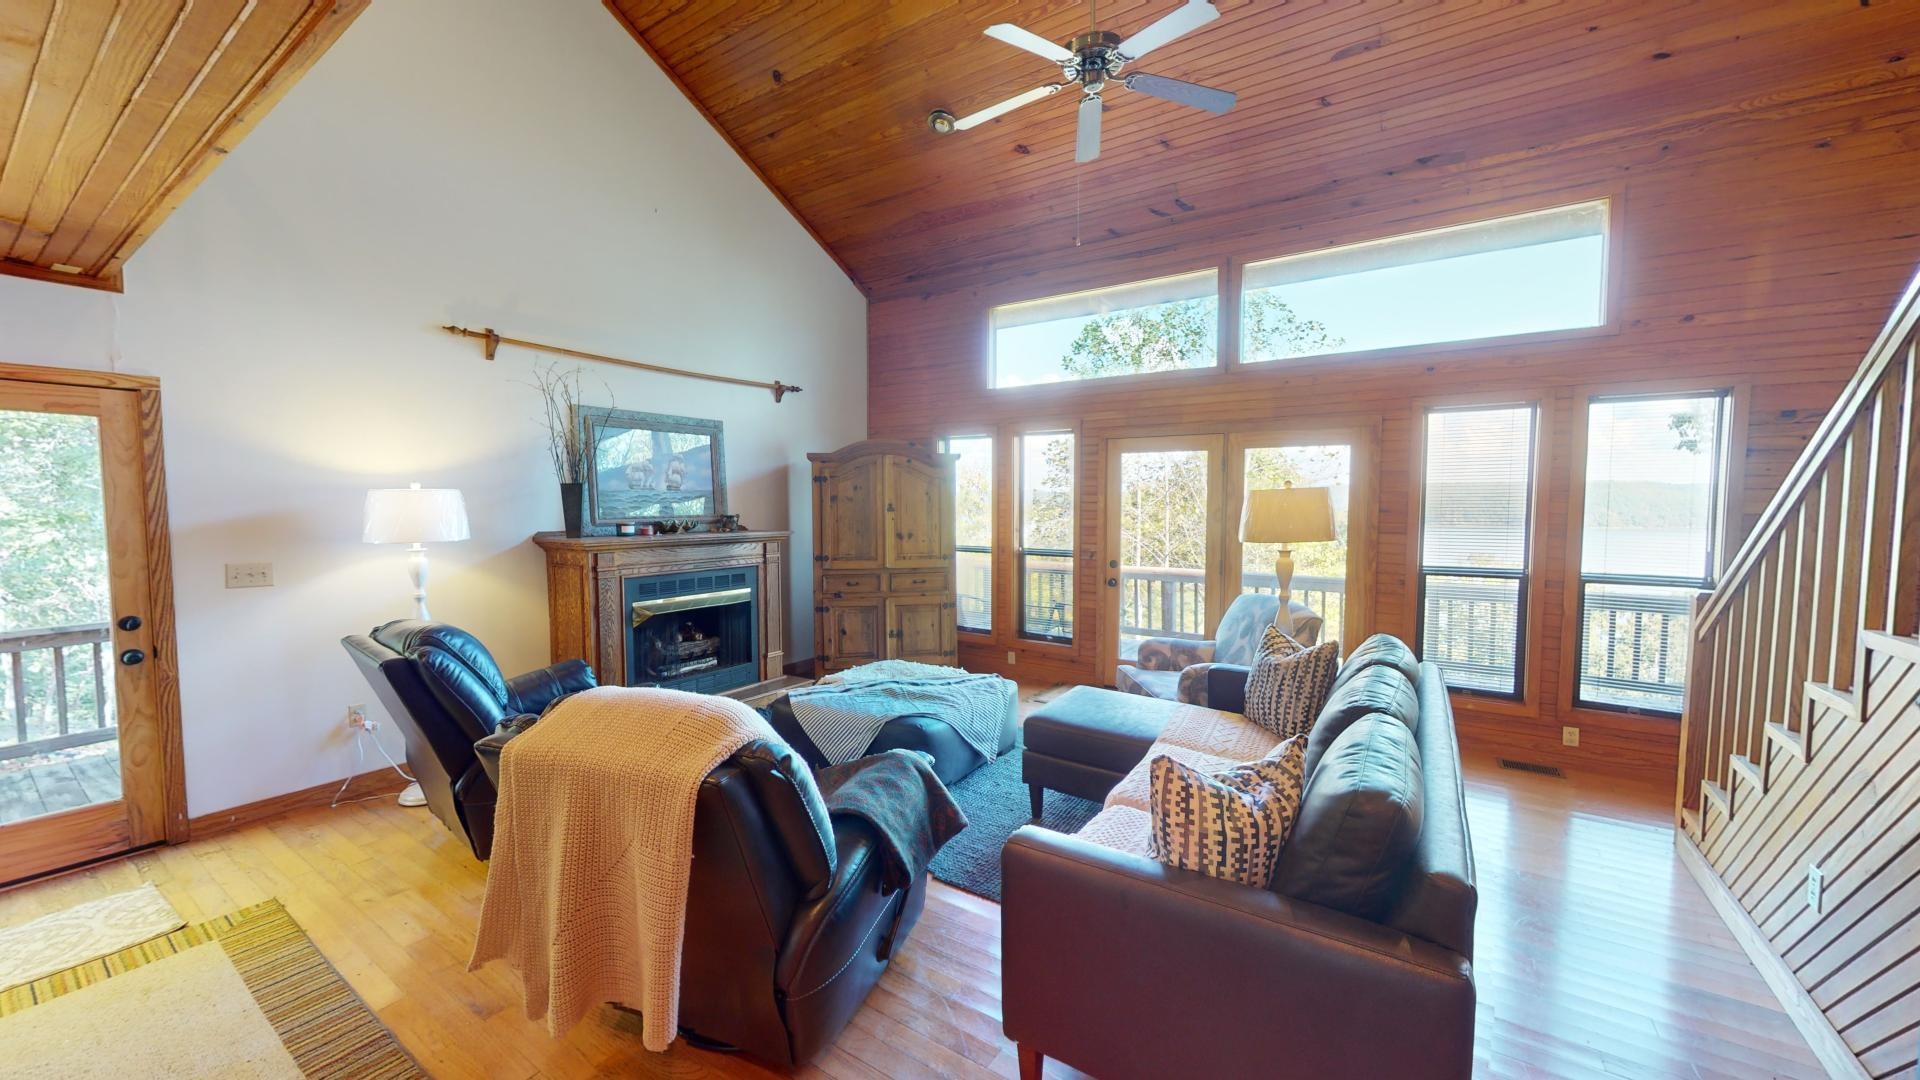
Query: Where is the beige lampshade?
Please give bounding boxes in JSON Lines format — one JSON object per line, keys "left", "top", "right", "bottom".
{"left": 363, "top": 483, "right": 470, "bottom": 544}
{"left": 1240, "top": 484, "right": 1336, "bottom": 544}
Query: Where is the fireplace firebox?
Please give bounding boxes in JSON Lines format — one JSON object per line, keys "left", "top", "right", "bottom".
{"left": 625, "top": 569, "right": 759, "bottom": 694}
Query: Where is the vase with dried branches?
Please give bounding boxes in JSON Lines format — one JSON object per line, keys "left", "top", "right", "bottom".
{"left": 531, "top": 362, "right": 610, "bottom": 537}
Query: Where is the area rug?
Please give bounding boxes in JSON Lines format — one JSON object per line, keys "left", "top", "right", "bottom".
{"left": 0, "top": 882, "right": 184, "bottom": 991}
{"left": 928, "top": 741, "right": 1102, "bottom": 902}
{"left": 0, "top": 899, "right": 421, "bottom": 1079}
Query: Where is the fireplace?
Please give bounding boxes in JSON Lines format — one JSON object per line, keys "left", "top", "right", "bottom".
{"left": 625, "top": 568, "right": 759, "bottom": 694}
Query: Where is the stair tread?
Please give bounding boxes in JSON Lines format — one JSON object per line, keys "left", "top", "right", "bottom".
{"left": 1861, "top": 630, "right": 1920, "bottom": 663}
{"left": 1729, "top": 754, "right": 1765, "bottom": 790}
{"left": 1764, "top": 720, "right": 1805, "bottom": 754}
{"left": 1701, "top": 779, "right": 1730, "bottom": 812}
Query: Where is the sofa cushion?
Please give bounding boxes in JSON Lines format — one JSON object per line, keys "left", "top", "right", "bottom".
{"left": 1272, "top": 715, "right": 1424, "bottom": 919}
{"left": 1330, "top": 633, "right": 1420, "bottom": 695}
{"left": 1244, "top": 627, "right": 1340, "bottom": 739}
{"left": 1155, "top": 704, "right": 1283, "bottom": 762}
{"left": 1026, "top": 686, "right": 1172, "bottom": 775}
{"left": 1074, "top": 804, "right": 1154, "bottom": 859}
{"left": 1304, "top": 665, "right": 1420, "bottom": 779}
{"left": 1147, "top": 737, "right": 1307, "bottom": 887}
{"left": 1106, "top": 742, "right": 1242, "bottom": 813}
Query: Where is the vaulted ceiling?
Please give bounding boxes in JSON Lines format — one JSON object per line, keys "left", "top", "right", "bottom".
{"left": 0, "top": 0, "right": 364, "bottom": 292}
{"left": 610, "top": 0, "right": 1915, "bottom": 300}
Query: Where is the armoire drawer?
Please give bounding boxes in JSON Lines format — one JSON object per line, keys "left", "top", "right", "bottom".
{"left": 889, "top": 571, "right": 948, "bottom": 593}
{"left": 820, "top": 572, "right": 883, "bottom": 595}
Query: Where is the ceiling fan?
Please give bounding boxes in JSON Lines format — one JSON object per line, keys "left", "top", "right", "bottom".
{"left": 927, "top": 0, "right": 1236, "bottom": 163}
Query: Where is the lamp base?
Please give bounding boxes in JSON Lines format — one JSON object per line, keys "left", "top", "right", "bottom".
{"left": 1274, "top": 546, "right": 1297, "bottom": 637}
{"left": 396, "top": 782, "right": 427, "bottom": 808}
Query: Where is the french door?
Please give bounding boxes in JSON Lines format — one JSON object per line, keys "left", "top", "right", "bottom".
{"left": 1104, "top": 436, "right": 1227, "bottom": 683}
{"left": 0, "top": 370, "right": 180, "bottom": 883}
{"left": 1103, "top": 428, "right": 1371, "bottom": 685}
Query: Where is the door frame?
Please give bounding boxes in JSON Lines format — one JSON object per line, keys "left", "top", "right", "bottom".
{"left": 1102, "top": 434, "right": 1229, "bottom": 684}
{"left": 0, "top": 361, "right": 186, "bottom": 883}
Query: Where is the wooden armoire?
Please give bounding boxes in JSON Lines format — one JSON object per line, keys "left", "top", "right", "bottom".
{"left": 808, "top": 440, "right": 958, "bottom": 672}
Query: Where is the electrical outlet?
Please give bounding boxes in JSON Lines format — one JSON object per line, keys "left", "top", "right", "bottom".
{"left": 346, "top": 704, "right": 368, "bottom": 730}
{"left": 1006, "top": 650, "right": 1017, "bottom": 664}
{"left": 224, "top": 562, "right": 273, "bottom": 589}
{"left": 1562, "top": 726, "right": 1580, "bottom": 747}
{"left": 1807, "top": 864, "right": 1824, "bottom": 912}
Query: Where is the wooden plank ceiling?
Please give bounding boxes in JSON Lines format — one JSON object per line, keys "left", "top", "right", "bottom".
{"left": 0, "top": 0, "right": 366, "bottom": 292}
{"left": 610, "top": 0, "right": 1915, "bottom": 300}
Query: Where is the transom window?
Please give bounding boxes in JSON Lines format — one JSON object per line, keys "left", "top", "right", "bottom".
{"left": 1241, "top": 201, "right": 1608, "bottom": 364}
{"left": 1418, "top": 404, "right": 1539, "bottom": 698}
{"left": 1576, "top": 392, "right": 1729, "bottom": 715}
{"left": 990, "top": 270, "right": 1218, "bottom": 389}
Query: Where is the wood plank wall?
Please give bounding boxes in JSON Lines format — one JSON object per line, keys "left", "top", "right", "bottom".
{"left": 865, "top": 60, "right": 1920, "bottom": 780}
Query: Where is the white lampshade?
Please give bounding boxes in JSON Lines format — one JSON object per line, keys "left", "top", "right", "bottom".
{"left": 363, "top": 483, "right": 470, "bottom": 544}
{"left": 1241, "top": 484, "right": 1335, "bottom": 544}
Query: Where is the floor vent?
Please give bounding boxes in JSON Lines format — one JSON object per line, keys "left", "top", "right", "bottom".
{"left": 1497, "top": 758, "right": 1566, "bottom": 778}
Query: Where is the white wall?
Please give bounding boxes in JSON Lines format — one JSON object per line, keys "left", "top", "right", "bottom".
{"left": 0, "top": 0, "right": 866, "bottom": 815}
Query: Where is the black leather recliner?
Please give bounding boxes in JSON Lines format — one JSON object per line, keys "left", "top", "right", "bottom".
{"left": 342, "top": 620, "right": 596, "bottom": 859}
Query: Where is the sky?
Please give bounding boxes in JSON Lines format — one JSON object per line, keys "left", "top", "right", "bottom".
{"left": 991, "top": 234, "right": 1606, "bottom": 386}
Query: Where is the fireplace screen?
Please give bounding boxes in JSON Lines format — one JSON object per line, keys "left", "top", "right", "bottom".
{"left": 626, "top": 571, "right": 758, "bottom": 694}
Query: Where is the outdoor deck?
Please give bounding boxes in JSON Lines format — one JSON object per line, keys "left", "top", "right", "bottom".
{"left": 0, "top": 744, "right": 121, "bottom": 824}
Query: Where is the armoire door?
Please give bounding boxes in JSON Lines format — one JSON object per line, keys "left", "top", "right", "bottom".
{"left": 887, "top": 596, "right": 957, "bottom": 665}
{"left": 816, "top": 457, "right": 884, "bottom": 569}
{"left": 883, "top": 454, "right": 952, "bottom": 569}
{"left": 819, "top": 599, "right": 885, "bottom": 669}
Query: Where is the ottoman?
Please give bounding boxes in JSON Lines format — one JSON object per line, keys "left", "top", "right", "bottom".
{"left": 1022, "top": 685, "right": 1173, "bottom": 817}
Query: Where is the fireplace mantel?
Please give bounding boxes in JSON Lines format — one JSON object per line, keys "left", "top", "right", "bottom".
{"left": 533, "top": 530, "right": 790, "bottom": 697}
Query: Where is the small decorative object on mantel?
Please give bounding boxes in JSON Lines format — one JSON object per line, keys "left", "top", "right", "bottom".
{"left": 575, "top": 406, "right": 729, "bottom": 536}
{"left": 530, "top": 362, "right": 611, "bottom": 538}
{"left": 615, "top": 521, "right": 638, "bottom": 536}
{"left": 716, "top": 513, "right": 743, "bottom": 533}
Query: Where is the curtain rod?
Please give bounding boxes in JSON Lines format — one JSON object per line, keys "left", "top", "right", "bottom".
{"left": 441, "top": 324, "right": 803, "bottom": 403}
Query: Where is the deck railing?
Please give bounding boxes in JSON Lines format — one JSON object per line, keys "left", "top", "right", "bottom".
{"left": 1680, "top": 273, "right": 1920, "bottom": 816}
{"left": 0, "top": 622, "right": 116, "bottom": 762}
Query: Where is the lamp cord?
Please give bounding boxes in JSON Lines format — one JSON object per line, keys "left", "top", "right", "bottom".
{"left": 330, "top": 724, "right": 418, "bottom": 809}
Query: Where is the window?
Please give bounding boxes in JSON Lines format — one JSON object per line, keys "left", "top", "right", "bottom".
{"left": 1576, "top": 393, "right": 1729, "bottom": 715}
{"left": 940, "top": 435, "right": 994, "bottom": 633}
{"left": 1240, "top": 444, "right": 1352, "bottom": 644}
{"left": 1240, "top": 202, "right": 1608, "bottom": 364}
{"left": 990, "top": 270, "right": 1218, "bottom": 389}
{"left": 1419, "top": 405, "right": 1538, "bottom": 698}
{"left": 1018, "top": 431, "right": 1075, "bottom": 641}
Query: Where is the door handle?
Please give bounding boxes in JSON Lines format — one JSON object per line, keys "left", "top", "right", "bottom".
{"left": 120, "top": 649, "right": 146, "bottom": 666}
{"left": 117, "top": 615, "right": 143, "bottom": 631}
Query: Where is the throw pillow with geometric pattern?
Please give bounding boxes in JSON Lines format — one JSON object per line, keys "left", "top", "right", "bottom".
{"left": 1243, "top": 625, "right": 1340, "bottom": 739}
{"left": 1147, "top": 736, "right": 1308, "bottom": 887}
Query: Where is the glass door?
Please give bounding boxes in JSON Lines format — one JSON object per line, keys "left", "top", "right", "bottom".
{"left": 0, "top": 377, "right": 168, "bottom": 883}
{"left": 1231, "top": 438, "right": 1356, "bottom": 648}
{"left": 1104, "top": 436, "right": 1226, "bottom": 680}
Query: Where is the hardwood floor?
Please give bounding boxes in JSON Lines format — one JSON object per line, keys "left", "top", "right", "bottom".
{"left": 0, "top": 751, "right": 1821, "bottom": 1078}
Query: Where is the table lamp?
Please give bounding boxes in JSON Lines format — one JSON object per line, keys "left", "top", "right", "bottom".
{"left": 363, "top": 483, "right": 469, "bottom": 620}
{"left": 1241, "top": 481, "right": 1335, "bottom": 635}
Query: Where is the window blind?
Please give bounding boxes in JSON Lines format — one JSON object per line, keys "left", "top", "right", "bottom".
{"left": 1419, "top": 404, "right": 1537, "bottom": 698}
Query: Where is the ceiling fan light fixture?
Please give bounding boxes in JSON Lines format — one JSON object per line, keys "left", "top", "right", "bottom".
{"left": 928, "top": 109, "right": 957, "bottom": 134}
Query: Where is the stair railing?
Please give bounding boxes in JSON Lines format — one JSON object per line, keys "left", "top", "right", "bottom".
{"left": 1679, "top": 271, "right": 1920, "bottom": 821}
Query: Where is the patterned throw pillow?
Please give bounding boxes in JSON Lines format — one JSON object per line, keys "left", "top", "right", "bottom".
{"left": 1147, "top": 737, "right": 1308, "bottom": 887}
{"left": 1244, "top": 625, "right": 1340, "bottom": 739}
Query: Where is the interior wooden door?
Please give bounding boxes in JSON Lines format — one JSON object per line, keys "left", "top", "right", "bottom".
{"left": 887, "top": 596, "right": 956, "bottom": 665}
{"left": 1102, "top": 435, "right": 1227, "bottom": 685}
{"left": 882, "top": 454, "right": 952, "bottom": 569}
{"left": 0, "top": 374, "right": 178, "bottom": 883}
{"left": 816, "top": 457, "right": 884, "bottom": 569}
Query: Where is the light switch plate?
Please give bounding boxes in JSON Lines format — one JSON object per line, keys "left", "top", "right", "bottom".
{"left": 225, "top": 562, "right": 273, "bottom": 588}
{"left": 1562, "top": 726, "right": 1580, "bottom": 747}
{"left": 1006, "top": 650, "right": 1017, "bottom": 664}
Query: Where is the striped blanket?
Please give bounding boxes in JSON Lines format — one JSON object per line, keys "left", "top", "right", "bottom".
{"left": 787, "top": 660, "right": 1014, "bottom": 766}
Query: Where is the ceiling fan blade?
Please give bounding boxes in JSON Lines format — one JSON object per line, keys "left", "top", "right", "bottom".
{"left": 1076, "top": 94, "right": 1103, "bottom": 163}
{"left": 1116, "top": 1, "right": 1221, "bottom": 60}
{"left": 984, "top": 23, "right": 1074, "bottom": 64}
{"left": 1124, "top": 73, "right": 1236, "bottom": 114}
{"left": 953, "top": 83, "right": 1066, "bottom": 130}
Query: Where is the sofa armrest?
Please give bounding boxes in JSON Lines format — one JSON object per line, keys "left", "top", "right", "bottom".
{"left": 504, "top": 658, "right": 596, "bottom": 715}
{"left": 1193, "top": 662, "right": 1250, "bottom": 713}
{"left": 472, "top": 713, "right": 541, "bottom": 787}
{"left": 1132, "top": 637, "right": 1216, "bottom": 672}
{"left": 1001, "top": 827, "right": 1475, "bottom": 1080}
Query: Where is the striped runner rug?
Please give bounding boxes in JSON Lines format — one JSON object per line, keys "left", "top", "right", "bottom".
{"left": 0, "top": 898, "right": 421, "bottom": 1079}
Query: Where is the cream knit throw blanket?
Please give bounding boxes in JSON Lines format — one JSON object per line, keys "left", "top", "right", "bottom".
{"left": 469, "top": 685, "right": 776, "bottom": 1050}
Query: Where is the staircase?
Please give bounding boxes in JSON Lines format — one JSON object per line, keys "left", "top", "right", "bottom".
{"left": 1679, "top": 271, "right": 1920, "bottom": 1079}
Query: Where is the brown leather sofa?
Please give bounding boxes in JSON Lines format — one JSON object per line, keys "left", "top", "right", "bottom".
{"left": 1002, "top": 635, "right": 1476, "bottom": 1079}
